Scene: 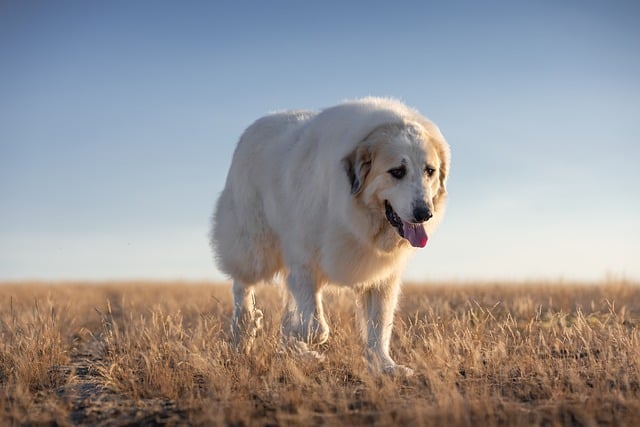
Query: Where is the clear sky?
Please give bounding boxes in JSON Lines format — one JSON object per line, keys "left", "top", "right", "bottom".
{"left": 1, "top": 1, "right": 639, "bottom": 282}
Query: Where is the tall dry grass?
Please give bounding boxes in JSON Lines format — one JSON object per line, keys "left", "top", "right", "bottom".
{"left": 0, "top": 281, "right": 638, "bottom": 426}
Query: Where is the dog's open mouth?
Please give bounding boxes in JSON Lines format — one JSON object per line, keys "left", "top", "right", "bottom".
{"left": 384, "top": 201, "right": 428, "bottom": 248}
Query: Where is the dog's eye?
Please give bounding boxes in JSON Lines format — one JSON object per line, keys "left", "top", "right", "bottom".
{"left": 388, "top": 166, "right": 406, "bottom": 179}
{"left": 424, "top": 166, "right": 436, "bottom": 177}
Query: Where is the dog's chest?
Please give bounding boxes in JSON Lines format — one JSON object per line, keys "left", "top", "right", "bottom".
{"left": 319, "top": 231, "right": 409, "bottom": 287}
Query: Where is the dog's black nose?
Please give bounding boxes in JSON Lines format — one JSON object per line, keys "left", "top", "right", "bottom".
{"left": 413, "top": 205, "right": 433, "bottom": 223}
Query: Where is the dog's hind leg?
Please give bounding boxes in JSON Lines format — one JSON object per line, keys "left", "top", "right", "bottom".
{"left": 230, "top": 280, "right": 263, "bottom": 354}
{"left": 281, "top": 267, "right": 329, "bottom": 357}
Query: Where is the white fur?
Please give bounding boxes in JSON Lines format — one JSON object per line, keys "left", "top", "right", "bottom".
{"left": 211, "top": 98, "right": 450, "bottom": 374}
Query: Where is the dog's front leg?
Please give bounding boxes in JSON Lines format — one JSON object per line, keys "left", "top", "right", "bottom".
{"left": 359, "top": 277, "right": 413, "bottom": 376}
{"left": 282, "top": 267, "right": 330, "bottom": 348}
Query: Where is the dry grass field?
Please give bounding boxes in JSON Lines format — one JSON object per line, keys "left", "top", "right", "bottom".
{"left": 0, "top": 280, "right": 639, "bottom": 426}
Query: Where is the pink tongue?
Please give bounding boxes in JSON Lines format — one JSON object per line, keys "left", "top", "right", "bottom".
{"left": 402, "top": 221, "right": 428, "bottom": 248}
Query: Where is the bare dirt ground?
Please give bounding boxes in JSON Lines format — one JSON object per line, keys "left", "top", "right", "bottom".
{"left": 1, "top": 280, "right": 639, "bottom": 426}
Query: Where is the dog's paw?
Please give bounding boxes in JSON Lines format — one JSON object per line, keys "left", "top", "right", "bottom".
{"left": 365, "top": 350, "right": 413, "bottom": 377}
{"left": 279, "top": 337, "right": 327, "bottom": 363}
{"left": 300, "top": 348, "right": 327, "bottom": 363}
{"left": 382, "top": 363, "right": 414, "bottom": 378}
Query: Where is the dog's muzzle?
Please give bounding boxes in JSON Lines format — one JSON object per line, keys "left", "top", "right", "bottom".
{"left": 384, "top": 200, "right": 428, "bottom": 248}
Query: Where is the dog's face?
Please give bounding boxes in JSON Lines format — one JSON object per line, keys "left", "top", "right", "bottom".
{"left": 343, "top": 123, "right": 449, "bottom": 249}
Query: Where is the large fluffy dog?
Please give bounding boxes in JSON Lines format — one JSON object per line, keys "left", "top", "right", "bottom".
{"left": 211, "top": 98, "right": 450, "bottom": 374}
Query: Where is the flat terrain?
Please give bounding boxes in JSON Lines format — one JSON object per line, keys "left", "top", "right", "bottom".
{"left": 0, "top": 281, "right": 639, "bottom": 426}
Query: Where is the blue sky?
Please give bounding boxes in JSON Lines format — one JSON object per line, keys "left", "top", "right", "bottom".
{"left": 1, "top": 1, "right": 639, "bottom": 282}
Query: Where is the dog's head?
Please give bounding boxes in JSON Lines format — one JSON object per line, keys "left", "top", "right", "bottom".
{"left": 343, "top": 122, "right": 449, "bottom": 249}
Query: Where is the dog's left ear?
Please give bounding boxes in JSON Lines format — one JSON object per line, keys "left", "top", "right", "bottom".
{"left": 342, "top": 144, "right": 372, "bottom": 196}
{"left": 433, "top": 143, "right": 450, "bottom": 210}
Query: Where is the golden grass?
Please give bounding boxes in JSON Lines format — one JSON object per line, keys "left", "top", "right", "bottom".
{"left": 0, "top": 281, "right": 639, "bottom": 426}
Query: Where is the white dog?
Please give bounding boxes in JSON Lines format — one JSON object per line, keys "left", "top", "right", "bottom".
{"left": 211, "top": 98, "right": 450, "bottom": 375}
